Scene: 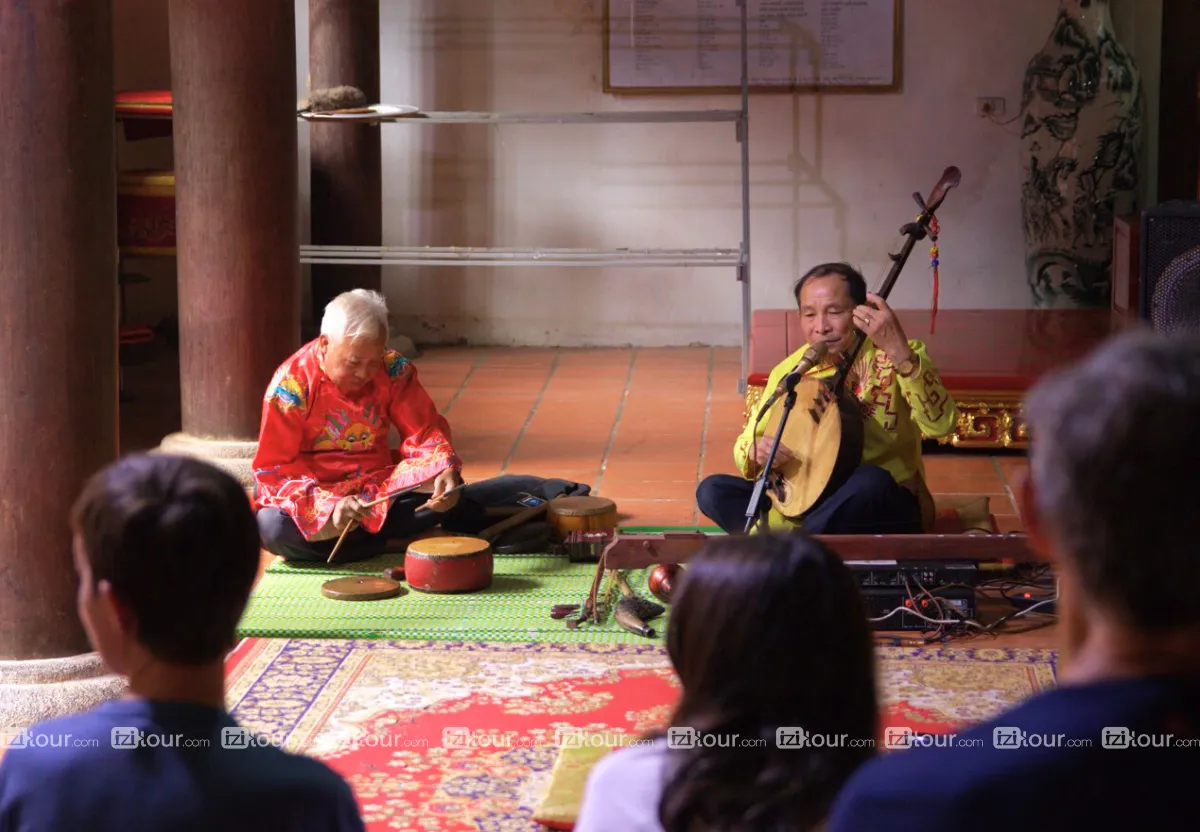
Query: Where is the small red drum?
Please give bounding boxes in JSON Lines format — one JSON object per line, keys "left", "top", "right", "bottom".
{"left": 404, "top": 536, "right": 494, "bottom": 594}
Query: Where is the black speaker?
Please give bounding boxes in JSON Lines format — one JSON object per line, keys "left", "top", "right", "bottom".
{"left": 1139, "top": 201, "right": 1200, "bottom": 332}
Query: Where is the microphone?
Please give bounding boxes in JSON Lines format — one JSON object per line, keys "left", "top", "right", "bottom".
{"left": 780, "top": 341, "right": 829, "bottom": 390}
{"left": 756, "top": 342, "right": 829, "bottom": 415}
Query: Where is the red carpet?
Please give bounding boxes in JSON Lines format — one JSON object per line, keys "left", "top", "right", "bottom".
{"left": 226, "top": 638, "right": 1056, "bottom": 830}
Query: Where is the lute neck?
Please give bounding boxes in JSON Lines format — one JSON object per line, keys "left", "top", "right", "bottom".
{"left": 828, "top": 225, "right": 926, "bottom": 394}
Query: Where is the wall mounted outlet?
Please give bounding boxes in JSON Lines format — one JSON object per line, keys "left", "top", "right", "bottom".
{"left": 976, "top": 97, "right": 1006, "bottom": 118}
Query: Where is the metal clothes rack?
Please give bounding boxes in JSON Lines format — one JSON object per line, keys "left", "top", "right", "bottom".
{"left": 300, "top": 0, "right": 752, "bottom": 391}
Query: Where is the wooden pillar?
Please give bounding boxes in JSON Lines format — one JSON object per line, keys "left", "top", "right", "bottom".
{"left": 309, "top": 0, "right": 382, "bottom": 316}
{"left": 167, "top": 0, "right": 300, "bottom": 445}
{"left": 1157, "top": 0, "right": 1200, "bottom": 202}
{"left": 0, "top": 0, "right": 117, "bottom": 660}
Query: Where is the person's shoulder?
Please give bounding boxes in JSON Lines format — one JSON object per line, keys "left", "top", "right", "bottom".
{"left": 588, "top": 737, "right": 669, "bottom": 783}
{"left": 0, "top": 710, "right": 124, "bottom": 797}
{"left": 381, "top": 348, "right": 413, "bottom": 382}
{"left": 265, "top": 340, "right": 319, "bottom": 410}
{"left": 231, "top": 743, "right": 363, "bottom": 825}
{"left": 576, "top": 738, "right": 669, "bottom": 831}
{"left": 830, "top": 680, "right": 1198, "bottom": 830}
{"left": 242, "top": 741, "right": 355, "bottom": 793}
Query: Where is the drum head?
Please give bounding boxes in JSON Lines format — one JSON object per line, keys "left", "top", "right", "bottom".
{"left": 321, "top": 576, "right": 403, "bottom": 601}
{"left": 407, "top": 535, "right": 492, "bottom": 558}
{"left": 549, "top": 496, "right": 617, "bottom": 517}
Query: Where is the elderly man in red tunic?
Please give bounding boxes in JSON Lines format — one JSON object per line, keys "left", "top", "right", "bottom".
{"left": 253, "top": 289, "right": 463, "bottom": 562}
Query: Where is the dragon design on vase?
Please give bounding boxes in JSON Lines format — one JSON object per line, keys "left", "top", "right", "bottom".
{"left": 1019, "top": 0, "right": 1141, "bottom": 308}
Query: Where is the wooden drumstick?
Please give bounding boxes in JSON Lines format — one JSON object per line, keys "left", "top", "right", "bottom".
{"left": 413, "top": 482, "right": 466, "bottom": 511}
{"left": 325, "top": 480, "right": 467, "bottom": 563}
{"left": 325, "top": 483, "right": 426, "bottom": 564}
{"left": 477, "top": 502, "right": 549, "bottom": 543}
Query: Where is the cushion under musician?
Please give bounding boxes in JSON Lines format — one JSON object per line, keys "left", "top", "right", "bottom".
{"left": 697, "top": 262, "right": 957, "bottom": 535}
{"left": 252, "top": 289, "right": 466, "bottom": 562}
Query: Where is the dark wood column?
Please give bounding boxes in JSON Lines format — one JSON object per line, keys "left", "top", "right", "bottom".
{"left": 169, "top": 0, "right": 300, "bottom": 440}
{"left": 1158, "top": 0, "right": 1200, "bottom": 202}
{"left": 0, "top": 1, "right": 117, "bottom": 659}
{"left": 309, "top": 0, "right": 382, "bottom": 315}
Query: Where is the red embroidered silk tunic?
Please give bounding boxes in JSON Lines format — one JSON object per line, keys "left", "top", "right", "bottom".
{"left": 251, "top": 340, "right": 461, "bottom": 539}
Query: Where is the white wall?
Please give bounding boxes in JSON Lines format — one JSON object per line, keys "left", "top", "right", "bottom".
{"left": 321, "top": 0, "right": 1162, "bottom": 347}
{"left": 117, "top": 0, "right": 1163, "bottom": 347}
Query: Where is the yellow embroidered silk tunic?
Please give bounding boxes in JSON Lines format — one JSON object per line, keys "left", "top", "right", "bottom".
{"left": 734, "top": 339, "right": 957, "bottom": 531}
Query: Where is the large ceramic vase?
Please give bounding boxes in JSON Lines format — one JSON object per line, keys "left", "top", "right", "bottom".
{"left": 1019, "top": 0, "right": 1141, "bottom": 308}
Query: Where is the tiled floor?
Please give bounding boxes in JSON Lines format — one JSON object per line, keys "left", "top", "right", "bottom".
{"left": 120, "top": 344, "right": 1027, "bottom": 531}
{"left": 407, "top": 346, "right": 1028, "bottom": 531}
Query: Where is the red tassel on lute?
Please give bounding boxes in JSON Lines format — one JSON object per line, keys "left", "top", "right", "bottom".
{"left": 929, "top": 216, "right": 940, "bottom": 334}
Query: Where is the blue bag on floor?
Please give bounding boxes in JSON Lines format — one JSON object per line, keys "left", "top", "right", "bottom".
{"left": 439, "top": 474, "right": 592, "bottom": 544}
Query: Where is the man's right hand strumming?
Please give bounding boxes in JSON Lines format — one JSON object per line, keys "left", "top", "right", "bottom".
{"left": 753, "top": 437, "right": 795, "bottom": 469}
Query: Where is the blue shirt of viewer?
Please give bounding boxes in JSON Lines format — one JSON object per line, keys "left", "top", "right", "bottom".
{"left": 0, "top": 698, "right": 364, "bottom": 832}
{"left": 827, "top": 675, "right": 1200, "bottom": 831}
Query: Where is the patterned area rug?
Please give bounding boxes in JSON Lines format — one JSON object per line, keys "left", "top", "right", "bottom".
{"left": 226, "top": 638, "right": 1057, "bottom": 831}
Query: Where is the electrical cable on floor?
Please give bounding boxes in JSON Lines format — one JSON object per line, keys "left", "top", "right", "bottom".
{"left": 872, "top": 565, "right": 1059, "bottom": 646}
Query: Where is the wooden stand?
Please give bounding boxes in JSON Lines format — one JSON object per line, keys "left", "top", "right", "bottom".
{"left": 572, "top": 531, "right": 1046, "bottom": 628}
{"left": 308, "top": 0, "right": 382, "bottom": 314}
{"left": 600, "top": 531, "right": 1040, "bottom": 571}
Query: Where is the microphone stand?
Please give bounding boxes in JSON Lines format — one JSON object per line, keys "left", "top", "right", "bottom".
{"left": 742, "top": 366, "right": 805, "bottom": 534}
{"left": 738, "top": 165, "right": 962, "bottom": 537}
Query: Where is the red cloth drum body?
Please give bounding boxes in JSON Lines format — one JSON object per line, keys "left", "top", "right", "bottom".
{"left": 404, "top": 536, "right": 494, "bottom": 593}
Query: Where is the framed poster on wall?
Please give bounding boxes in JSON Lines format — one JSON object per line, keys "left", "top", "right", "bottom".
{"left": 603, "top": 0, "right": 902, "bottom": 94}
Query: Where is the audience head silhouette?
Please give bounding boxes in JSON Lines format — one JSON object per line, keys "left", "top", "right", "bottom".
{"left": 659, "top": 532, "right": 878, "bottom": 831}
{"left": 1019, "top": 328, "right": 1200, "bottom": 675}
{"left": 70, "top": 453, "right": 260, "bottom": 673}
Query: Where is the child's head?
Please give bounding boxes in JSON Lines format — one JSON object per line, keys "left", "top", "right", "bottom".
{"left": 660, "top": 532, "right": 878, "bottom": 830}
{"left": 69, "top": 454, "right": 260, "bottom": 674}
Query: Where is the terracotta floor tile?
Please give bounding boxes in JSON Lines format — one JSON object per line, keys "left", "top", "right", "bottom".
{"left": 611, "top": 427, "right": 706, "bottom": 443}
{"left": 598, "top": 479, "right": 700, "bottom": 501}
{"left": 474, "top": 348, "right": 559, "bottom": 365}
{"left": 929, "top": 491, "right": 1018, "bottom": 515}
{"left": 924, "top": 455, "right": 1003, "bottom": 477}
{"left": 995, "top": 456, "right": 1029, "bottom": 487}
{"left": 602, "top": 461, "right": 701, "bottom": 479}
{"left": 922, "top": 474, "right": 1007, "bottom": 495}
{"left": 613, "top": 499, "right": 701, "bottom": 526}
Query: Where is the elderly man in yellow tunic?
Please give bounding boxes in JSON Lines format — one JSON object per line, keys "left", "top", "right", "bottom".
{"left": 253, "top": 289, "right": 464, "bottom": 562}
{"left": 698, "top": 262, "right": 958, "bottom": 535}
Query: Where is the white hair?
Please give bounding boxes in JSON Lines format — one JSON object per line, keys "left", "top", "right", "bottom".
{"left": 320, "top": 289, "right": 390, "bottom": 342}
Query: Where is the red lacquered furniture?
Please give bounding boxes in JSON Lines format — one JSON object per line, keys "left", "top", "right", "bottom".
{"left": 745, "top": 308, "right": 1121, "bottom": 450}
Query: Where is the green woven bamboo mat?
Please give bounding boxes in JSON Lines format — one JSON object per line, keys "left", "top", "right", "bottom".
{"left": 240, "top": 535, "right": 699, "bottom": 644}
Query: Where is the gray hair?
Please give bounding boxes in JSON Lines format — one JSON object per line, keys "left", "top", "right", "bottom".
{"left": 1023, "top": 327, "right": 1200, "bottom": 630}
{"left": 320, "top": 289, "right": 389, "bottom": 342}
